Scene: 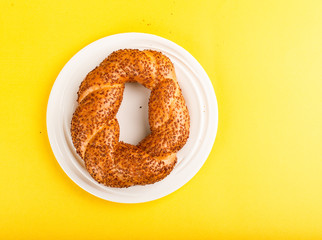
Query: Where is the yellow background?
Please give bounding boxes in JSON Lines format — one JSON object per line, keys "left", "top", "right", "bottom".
{"left": 0, "top": 0, "right": 321, "bottom": 239}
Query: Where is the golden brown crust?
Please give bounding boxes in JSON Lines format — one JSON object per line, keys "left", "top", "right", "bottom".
{"left": 71, "top": 49, "right": 190, "bottom": 188}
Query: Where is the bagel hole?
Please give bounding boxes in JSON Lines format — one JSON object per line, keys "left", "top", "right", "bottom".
{"left": 116, "top": 82, "right": 151, "bottom": 145}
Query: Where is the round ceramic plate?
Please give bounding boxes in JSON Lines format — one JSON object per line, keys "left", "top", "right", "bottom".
{"left": 47, "top": 32, "right": 218, "bottom": 203}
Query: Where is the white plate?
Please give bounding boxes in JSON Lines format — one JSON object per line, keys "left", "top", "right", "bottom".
{"left": 46, "top": 33, "right": 218, "bottom": 203}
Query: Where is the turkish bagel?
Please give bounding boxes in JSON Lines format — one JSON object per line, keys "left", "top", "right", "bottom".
{"left": 71, "top": 49, "right": 190, "bottom": 188}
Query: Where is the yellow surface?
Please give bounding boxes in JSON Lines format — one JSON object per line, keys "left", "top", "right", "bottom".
{"left": 0, "top": 0, "right": 321, "bottom": 239}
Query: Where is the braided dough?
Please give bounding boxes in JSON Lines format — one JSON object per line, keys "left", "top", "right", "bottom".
{"left": 71, "top": 49, "right": 190, "bottom": 188}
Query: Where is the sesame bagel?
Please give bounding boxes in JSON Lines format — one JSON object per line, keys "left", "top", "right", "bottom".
{"left": 71, "top": 49, "right": 190, "bottom": 188}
